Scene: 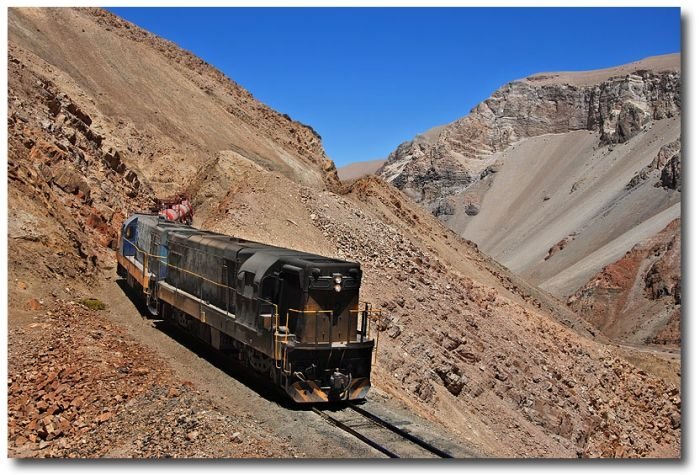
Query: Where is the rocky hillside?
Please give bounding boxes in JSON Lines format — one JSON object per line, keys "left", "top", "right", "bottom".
{"left": 9, "top": 8, "right": 339, "bottom": 197}
{"left": 8, "top": 6, "right": 340, "bottom": 282}
{"left": 8, "top": 50, "right": 155, "bottom": 283}
{"left": 378, "top": 54, "right": 681, "bottom": 346}
{"left": 568, "top": 219, "right": 680, "bottom": 347}
{"left": 8, "top": 8, "right": 680, "bottom": 458}
{"left": 195, "top": 158, "right": 680, "bottom": 457}
{"left": 8, "top": 7, "right": 339, "bottom": 458}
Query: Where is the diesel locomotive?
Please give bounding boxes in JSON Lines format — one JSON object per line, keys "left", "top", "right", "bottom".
{"left": 116, "top": 213, "right": 377, "bottom": 403}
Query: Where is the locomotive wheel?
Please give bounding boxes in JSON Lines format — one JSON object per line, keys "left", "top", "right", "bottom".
{"left": 247, "top": 348, "right": 271, "bottom": 374}
{"left": 146, "top": 297, "right": 159, "bottom": 317}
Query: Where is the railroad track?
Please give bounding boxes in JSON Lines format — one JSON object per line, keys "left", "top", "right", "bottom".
{"left": 312, "top": 405, "right": 453, "bottom": 458}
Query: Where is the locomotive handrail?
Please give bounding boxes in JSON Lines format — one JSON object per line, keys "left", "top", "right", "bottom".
{"left": 122, "top": 237, "right": 234, "bottom": 290}
{"left": 286, "top": 308, "right": 335, "bottom": 314}
{"left": 349, "top": 307, "right": 382, "bottom": 337}
{"left": 255, "top": 298, "right": 283, "bottom": 369}
{"left": 349, "top": 306, "right": 382, "bottom": 365}
{"left": 282, "top": 308, "right": 335, "bottom": 371}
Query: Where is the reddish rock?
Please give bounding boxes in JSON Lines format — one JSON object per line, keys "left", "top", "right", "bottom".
{"left": 96, "top": 412, "right": 112, "bottom": 424}
{"left": 569, "top": 219, "right": 680, "bottom": 347}
{"left": 15, "top": 435, "right": 28, "bottom": 447}
{"left": 25, "top": 298, "right": 44, "bottom": 311}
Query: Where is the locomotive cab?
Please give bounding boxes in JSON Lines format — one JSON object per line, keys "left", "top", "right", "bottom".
{"left": 239, "top": 254, "right": 374, "bottom": 403}
{"left": 283, "top": 265, "right": 374, "bottom": 403}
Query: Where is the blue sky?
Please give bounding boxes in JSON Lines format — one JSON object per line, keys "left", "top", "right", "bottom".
{"left": 109, "top": 7, "right": 681, "bottom": 167}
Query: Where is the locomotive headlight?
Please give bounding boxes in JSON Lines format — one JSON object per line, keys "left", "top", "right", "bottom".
{"left": 333, "top": 274, "right": 342, "bottom": 292}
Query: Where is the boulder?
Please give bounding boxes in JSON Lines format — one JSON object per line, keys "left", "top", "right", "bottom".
{"left": 659, "top": 154, "right": 681, "bottom": 191}
{"left": 52, "top": 163, "right": 91, "bottom": 199}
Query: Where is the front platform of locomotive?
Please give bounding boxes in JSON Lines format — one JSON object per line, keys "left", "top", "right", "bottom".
{"left": 273, "top": 256, "right": 377, "bottom": 404}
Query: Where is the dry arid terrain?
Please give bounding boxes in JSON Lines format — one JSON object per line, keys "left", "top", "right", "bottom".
{"left": 379, "top": 54, "right": 681, "bottom": 349}
{"left": 8, "top": 7, "right": 681, "bottom": 459}
{"left": 569, "top": 218, "right": 681, "bottom": 348}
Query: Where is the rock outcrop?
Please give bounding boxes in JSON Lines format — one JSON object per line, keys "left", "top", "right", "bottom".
{"left": 8, "top": 52, "right": 155, "bottom": 280}
{"left": 379, "top": 54, "right": 680, "bottom": 212}
{"left": 377, "top": 54, "right": 681, "bottom": 355}
{"left": 627, "top": 138, "right": 682, "bottom": 191}
{"left": 567, "top": 219, "right": 680, "bottom": 347}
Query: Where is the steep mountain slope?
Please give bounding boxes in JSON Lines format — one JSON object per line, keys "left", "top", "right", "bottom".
{"left": 193, "top": 158, "right": 680, "bottom": 457}
{"left": 9, "top": 8, "right": 339, "bottom": 197}
{"left": 8, "top": 7, "right": 340, "bottom": 458}
{"left": 8, "top": 8, "right": 680, "bottom": 458}
{"left": 378, "top": 54, "right": 681, "bottom": 343}
{"left": 8, "top": 5, "right": 340, "bottom": 284}
{"left": 459, "top": 119, "right": 680, "bottom": 297}
{"left": 8, "top": 49, "right": 155, "bottom": 286}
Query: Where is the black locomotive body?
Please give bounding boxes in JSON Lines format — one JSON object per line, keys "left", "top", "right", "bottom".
{"left": 116, "top": 214, "right": 375, "bottom": 403}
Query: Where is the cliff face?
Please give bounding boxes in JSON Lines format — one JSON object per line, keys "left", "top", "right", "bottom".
{"left": 378, "top": 54, "right": 681, "bottom": 348}
{"left": 379, "top": 54, "right": 680, "bottom": 209}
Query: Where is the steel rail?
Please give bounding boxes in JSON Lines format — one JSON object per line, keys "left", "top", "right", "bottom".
{"left": 349, "top": 405, "right": 454, "bottom": 458}
{"left": 311, "top": 407, "right": 399, "bottom": 458}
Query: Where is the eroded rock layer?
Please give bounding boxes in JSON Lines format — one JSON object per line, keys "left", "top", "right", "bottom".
{"left": 378, "top": 55, "right": 681, "bottom": 349}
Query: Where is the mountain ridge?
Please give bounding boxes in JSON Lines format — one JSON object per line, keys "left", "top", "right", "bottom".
{"left": 376, "top": 53, "right": 681, "bottom": 347}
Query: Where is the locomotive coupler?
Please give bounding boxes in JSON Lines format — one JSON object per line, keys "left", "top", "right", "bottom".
{"left": 330, "top": 369, "right": 351, "bottom": 395}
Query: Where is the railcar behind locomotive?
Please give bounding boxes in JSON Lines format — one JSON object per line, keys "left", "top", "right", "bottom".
{"left": 116, "top": 213, "right": 377, "bottom": 403}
